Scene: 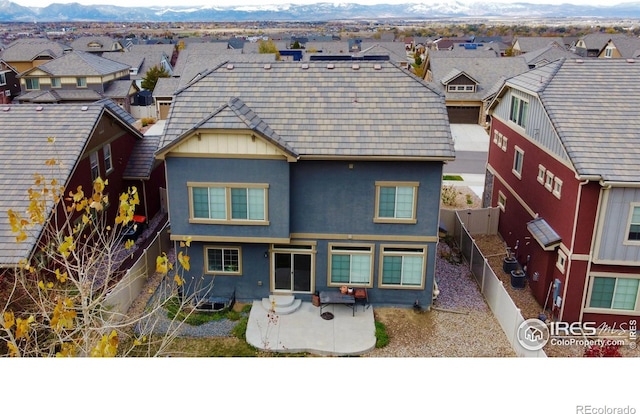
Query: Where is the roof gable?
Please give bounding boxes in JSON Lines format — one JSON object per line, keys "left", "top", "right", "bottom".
{"left": 24, "top": 50, "right": 129, "bottom": 77}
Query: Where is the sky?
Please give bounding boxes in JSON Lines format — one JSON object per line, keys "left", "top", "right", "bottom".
{"left": 12, "top": 0, "right": 640, "bottom": 9}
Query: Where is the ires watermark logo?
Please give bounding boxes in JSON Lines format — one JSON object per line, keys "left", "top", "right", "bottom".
{"left": 516, "top": 319, "right": 637, "bottom": 351}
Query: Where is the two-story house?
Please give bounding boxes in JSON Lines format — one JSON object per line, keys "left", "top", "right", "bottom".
{"left": 15, "top": 50, "right": 137, "bottom": 110}
{"left": 0, "top": 38, "right": 70, "bottom": 74}
{"left": 0, "top": 100, "right": 152, "bottom": 273}
{"left": 486, "top": 58, "right": 640, "bottom": 326}
{"left": 424, "top": 55, "right": 529, "bottom": 125}
{"left": 155, "top": 61, "right": 454, "bottom": 308}
{"left": 0, "top": 59, "right": 20, "bottom": 103}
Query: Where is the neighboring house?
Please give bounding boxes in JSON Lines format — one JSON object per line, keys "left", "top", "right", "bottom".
{"left": 424, "top": 55, "right": 529, "bottom": 124}
{"left": 598, "top": 36, "right": 640, "bottom": 59}
{"left": 511, "top": 36, "right": 564, "bottom": 55}
{"left": 0, "top": 38, "right": 71, "bottom": 73}
{"left": 520, "top": 44, "right": 581, "bottom": 68}
{"left": 485, "top": 58, "right": 640, "bottom": 326}
{"left": 0, "top": 100, "right": 149, "bottom": 272}
{"left": 155, "top": 61, "right": 454, "bottom": 308}
{"left": 15, "top": 50, "right": 136, "bottom": 107}
{"left": 102, "top": 43, "right": 175, "bottom": 90}
{"left": 0, "top": 59, "right": 21, "bottom": 103}
{"left": 70, "top": 36, "right": 125, "bottom": 54}
{"left": 573, "top": 33, "right": 626, "bottom": 57}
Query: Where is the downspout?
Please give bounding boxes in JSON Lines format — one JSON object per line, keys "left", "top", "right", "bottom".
{"left": 578, "top": 180, "right": 610, "bottom": 323}
{"left": 559, "top": 178, "right": 589, "bottom": 321}
{"left": 140, "top": 179, "right": 149, "bottom": 221}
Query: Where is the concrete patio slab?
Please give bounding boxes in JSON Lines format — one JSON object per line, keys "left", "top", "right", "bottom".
{"left": 246, "top": 300, "right": 376, "bottom": 356}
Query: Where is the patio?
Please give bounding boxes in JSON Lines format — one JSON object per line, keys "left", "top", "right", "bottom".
{"left": 245, "top": 299, "right": 376, "bottom": 356}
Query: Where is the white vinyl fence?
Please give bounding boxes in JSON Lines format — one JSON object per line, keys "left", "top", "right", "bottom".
{"left": 104, "top": 222, "right": 170, "bottom": 320}
{"left": 448, "top": 207, "right": 546, "bottom": 357}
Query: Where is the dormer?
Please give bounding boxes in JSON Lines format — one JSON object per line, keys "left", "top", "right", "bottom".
{"left": 441, "top": 69, "right": 478, "bottom": 93}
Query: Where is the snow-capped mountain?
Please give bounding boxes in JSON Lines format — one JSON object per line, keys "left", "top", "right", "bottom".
{"left": 1, "top": 1, "right": 640, "bottom": 22}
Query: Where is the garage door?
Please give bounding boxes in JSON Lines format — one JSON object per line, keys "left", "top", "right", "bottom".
{"left": 448, "top": 106, "right": 480, "bottom": 124}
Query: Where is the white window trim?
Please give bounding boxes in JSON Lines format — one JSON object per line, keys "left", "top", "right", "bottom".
{"left": 501, "top": 135, "right": 508, "bottom": 152}
{"left": 373, "top": 181, "right": 419, "bottom": 224}
{"left": 552, "top": 177, "right": 562, "bottom": 199}
{"left": 378, "top": 244, "right": 427, "bottom": 290}
{"left": 89, "top": 151, "right": 99, "bottom": 181}
{"left": 537, "top": 164, "right": 546, "bottom": 184}
{"left": 103, "top": 143, "right": 113, "bottom": 174}
{"left": 327, "top": 243, "right": 375, "bottom": 288}
{"left": 25, "top": 78, "right": 39, "bottom": 90}
{"left": 0, "top": 72, "right": 6, "bottom": 86}
{"left": 556, "top": 250, "right": 567, "bottom": 273}
{"left": 188, "top": 182, "right": 270, "bottom": 225}
{"left": 509, "top": 95, "right": 528, "bottom": 128}
{"left": 497, "top": 191, "right": 506, "bottom": 212}
{"left": 512, "top": 146, "right": 524, "bottom": 179}
{"left": 76, "top": 77, "right": 87, "bottom": 88}
{"left": 544, "top": 170, "right": 554, "bottom": 191}
{"left": 585, "top": 272, "right": 640, "bottom": 315}
{"left": 204, "top": 245, "right": 242, "bottom": 275}
{"left": 624, "top": 202, "right": 640, "bottom": 245}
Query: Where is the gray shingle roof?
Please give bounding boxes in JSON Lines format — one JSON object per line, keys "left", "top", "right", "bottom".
{"left": 521, "top": 44, "right": 581, "bottom": 67}
{"left": 103, "top": 79, "right": 137, "bottom": 99}
{"left": 513, "top": 37, "right": 564, "bottom": 53}
{"left": 606, "top": 36, "right": 640, "bottom": 58}
{"left": 508, "top": 58, "right": 640, "bottom": 183}
{"left": 428, "top": 56, "right": 529, "bottom": 101}
{"left": 27, "top": 50, "right": 129, "bottom": 77}
{"left": 0, "top": 102, "right": 141, "bottom": 266}
{"left": 153, "top": 77, "right": 181, "bottom": 98}
{"left": 123, "top": 135, "right": 161, "bottom": 179}
{"left": 16, "top": 88, "right": 105, "bottom": 103}
{"left": 70, "top": 36, "right": 124, "bottom": 53}
{"left": 160, "top": 61, "right": 454, "bottom": 159}
{"left": 0, "top": 38, "right": 70, "bottom": 63}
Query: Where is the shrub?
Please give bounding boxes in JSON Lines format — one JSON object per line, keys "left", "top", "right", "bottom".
{"left": 231, "top": 316, "right": 249, "bottom": 340}
{"left": 441, "top": 185, "right": 460, "bottom": 207}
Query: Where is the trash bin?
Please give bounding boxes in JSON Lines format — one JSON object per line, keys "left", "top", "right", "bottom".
{"left": 510, "top": 269, "right": 526, "bottom": 289}
{"left": 503, "top": 256, "right": 519, "bottom": 273}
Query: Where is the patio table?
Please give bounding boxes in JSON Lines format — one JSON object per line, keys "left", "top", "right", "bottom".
{"left": 319, "top": 291, "right": 355, "bottom": 317}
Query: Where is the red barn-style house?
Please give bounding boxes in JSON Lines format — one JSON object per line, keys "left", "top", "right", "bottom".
{"left": 485, "top": 58, "right": 640, "bottom": 327}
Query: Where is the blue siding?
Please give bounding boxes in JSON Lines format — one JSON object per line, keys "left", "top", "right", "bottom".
{"left": 166, "top": 157, "right": 290, "bottom": 239}
{"left": 290, "top": 160, "right": 443, "bottom": 236}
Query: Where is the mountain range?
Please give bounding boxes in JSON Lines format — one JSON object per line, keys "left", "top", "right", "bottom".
{"left": 1, "top": 1, "right": 640, "bottom": 22}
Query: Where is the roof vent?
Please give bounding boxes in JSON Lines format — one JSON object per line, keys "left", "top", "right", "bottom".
{"left": 2, "top": 107, "right": 10, "bottom": 112}
{"left": 301, "top": 63, "right": 309, "bottom": 70}
{"left": 263, "top": 63, "right": 271, "bottom": 70}
{"left": 373, "top": 63, "right": 382, "bottom": 70}
{"left": 352, "top": 64, "right": 360, "bottom": 70}
{"left": 81, "top": 106, "right": 89, "bottom": 111}
{"left": 627, "top": 58, "right": 635, "bottom": 63}
{"left": 226, "top": 64, "right": 234, "bottom": 70}
{"left": 36, "top": 106, "right": 43, "bottom": 111}
{"left": 326, "top": 63, "right": 335, "bottom": 70}
{"left": 575, "top": 59, "right": 584, "bottom": 64}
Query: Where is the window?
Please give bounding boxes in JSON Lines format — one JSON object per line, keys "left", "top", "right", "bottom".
{"left": 76, "top": 77, "right": 87, "bottom": 87}
{"left": 374, "top": 181, "right": 418, "bottom": 223}
{"left": 509, "top": 95, "right": 528, "bottom": 128}
{"left": 553, "top": 177, "right": 562, "bottom": 199}
{"left": 89, "top": 152, "right": 99, "bottom": 181}
{"left": 328, "top": 244, "right": 374, "bottom": 287}
{"left": 205, "top": 246, "right": 241, "bottom": 274}
{"left": 497, "top": 191, "right": 506, "bottom": 212}
{"left": 447, "top": 84, "right": 475, "bottom": 92}
{"left": 379, "top": 245, "right": 426, "bottom": 289}
{"left": 605, "top": 46, "right": 613, "bottom": 58}
{"left": 556, "top": 250, "right": 567, "bottom": 273}
{"left": 544, "top": 170, "right": 554, "bottom": 191}
{"left": 25, "top": 78, "right": 39, "bottom": 90}
{"left": 512, "top": 146, "right": 524, "bottom": 178}
{"left": 537, "top": 165, "right": 546, "bottom": 184}
{"left": 51, "top": 77, "right": 61, "bottom": 88}
{"left": 589, "top": 276, "right": 639, "bottom": 311}
{"left": 103, "top": 143, "right": 113, "bottom": 174}
{"left": 501, "top": 135, "right": 508, "bottom": 151}
{"left": 0, "top": 72, "right": 6, "bottom": 86}
{"left": 189, "top": 183, "right": 268, "bottom": 224}
{"left": 493, "top": 130, "right": 504, "bottom": 149}
{"left": 627, "top": 204, "right": 640, "bottom": 242}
